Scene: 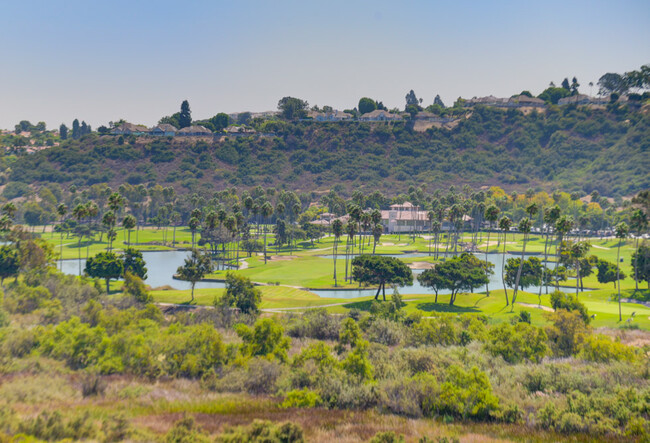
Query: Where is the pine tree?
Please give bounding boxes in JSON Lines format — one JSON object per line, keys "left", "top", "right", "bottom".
{"left": 179, "top": 100, "right": 192, "bottom": 128}
{"left": 59, "top": 124, "right": 68, "bottom": 140}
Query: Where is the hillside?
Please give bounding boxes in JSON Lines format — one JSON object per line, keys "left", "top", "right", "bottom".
{"left": 5, "top": 104, "right": 649, "bottom": 198}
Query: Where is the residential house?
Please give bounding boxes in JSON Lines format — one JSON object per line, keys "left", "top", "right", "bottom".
{"left": 380, "top": 202, "right": 429, "bottom": 233}
{"left": 307, "top": 110, "right": 354, "bottom": 122}
{"left": 110, "top": 122, "right": 149, "bottom": 136}
{"left": 414, "top": 111, "right": 456, "bottom": 124}
{"left": 177, "top": 125, "right": 212, "bottom": 136}
{"left": 508, "top": 95, "right": 545, "bottom": 108}
{"left": 359, "top": 110, "right": 404, "bottom": 122}
{"left": 224, "top": 125, "right": 256, "bottom": 135}
{"left": 149, "top": 124, "right": 177, "bottom": 136}
{"left": 558, "top": 94, "right": 609, "bottom": 106}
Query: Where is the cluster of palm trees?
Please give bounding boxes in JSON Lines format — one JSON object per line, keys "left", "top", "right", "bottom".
{"left": 330, "top": 205, "right": 383, "bottom": 287}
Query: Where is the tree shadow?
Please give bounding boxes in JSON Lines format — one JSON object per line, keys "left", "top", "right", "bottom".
{"left": 343, "top": 299, "right": 378, "bottom": 311}
{"left": 414, "top": 303, "right": 480, "bottom": 313}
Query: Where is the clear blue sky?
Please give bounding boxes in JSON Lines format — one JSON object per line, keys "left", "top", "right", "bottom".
{"left": 1, "top": 0, "right": 648, "bottom": 129}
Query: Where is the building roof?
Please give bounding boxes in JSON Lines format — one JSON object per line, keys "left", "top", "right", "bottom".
{"left": 360, "top": 109, "right": 403, "bottom": 120}
{"left": 112, "top": 122, "right": 148, "bottom": 133}
{"left": 152, "top": 124, "right": 177, "bottom": 132}
{"left": 509, "top": 95, "right": 545, "bottom": 105}
{"left": 177, "top": 125, "right": 212, "bottom": 134}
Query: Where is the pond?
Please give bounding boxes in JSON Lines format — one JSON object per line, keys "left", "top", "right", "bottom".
{"left": 59, "top": 250, "right": 564, "bottom": 299}
{"left": 59, "top": 250, "right": 227, "bottom": 291}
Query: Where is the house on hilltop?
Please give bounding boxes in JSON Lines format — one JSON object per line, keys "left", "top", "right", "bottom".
{"left": 110, "top": 122, "right": 149, "bottom": 136}
{"left": 307, "top": 110, "right": 354, "bottom": 122}
{"left": 177, "top": 125, "right": 212, "bottom": 136}
{"left": 149, "top": 124, "right": 177, "bottom": 136}
{"left": 359, "top": 110, "right": 404, "bottom": 122}
{"left": 558, "top": 94, "right": 609, "bottom": 106}
{"left": 508, "top": 95, "right": 545, "bottom": 108}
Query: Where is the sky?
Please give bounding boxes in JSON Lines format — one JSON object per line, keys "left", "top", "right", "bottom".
{"left": 1, "top": 0, "right": 649, "bottom": 130}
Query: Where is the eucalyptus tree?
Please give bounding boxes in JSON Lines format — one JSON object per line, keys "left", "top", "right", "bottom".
{"left": 512, "top": 217, "right": 533, "bottom": 310}
{"left": 615, "top": 222, "right": 629, "bottom": 321}
{"left": 541, "top": 205, "right": 561, "bottom": 296}
{"left": 498, "top": 215, "right": 513, "bottom": 305}
{"left": 630, "top": 209, "right": 648, "bottom": 292}
{"left": 332, "top": 219, "right": 343, "bottom": 286}
{"left": 56, "top": 203, "right": 67, "bottom": 270}
{"left": 484, "top": 204, "right": 500, "bottom": 296}
{"left": 261, "top": 202, "right": 273, "bottom": 264}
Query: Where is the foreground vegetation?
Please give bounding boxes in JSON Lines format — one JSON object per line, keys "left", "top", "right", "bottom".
{"left": 1, "top": 226, "right": 649, "bottom": 442}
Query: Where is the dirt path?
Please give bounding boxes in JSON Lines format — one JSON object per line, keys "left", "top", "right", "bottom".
{"left": 592, "top": 244, "right": 610, "bottom": 250}
{"left": 516, "top": 302, "right": 553, "bottom": 312}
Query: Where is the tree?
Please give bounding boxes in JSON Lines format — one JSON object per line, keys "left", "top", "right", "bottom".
{"left": 122, "top": 214, "right": 136, "bottom": 246}
{"left": 59, "top": 124, "right": 68, "bottom": 140}
{"left": 597, "top": 72, "right": 629, "bottom": 95}
{"left": 221, "top": 272, "right": 262, "bottom": 314}
{"left": 541, "top": 206, "right": 561, "bottom": 297}
{"left": 505, "top": 257, "right": 542, "bottom": 291}
{"left": 72, "top": 119, "right": 80, "bottom": 139}
{"left": 483, "top": 204, "right": 500, "bottom": 296}
{"left": 85, "top": 251, "right": 124, "bottom": 293}
{"left": 498, "top": 216, "right": 512, "bottom": 305}
{"left": 596, "top": 259, "right": 626, "bottom": 288}
{"left": 629, "top": 209, "right": 648, "bottom": 291}
{"left": 561, "top": 78, "right": 571, "bottom": 90}
{"left": 418, "top": 265, "right": 449, "bottom": 303}
{"left": 179, "top": 100, "right": 192, "bottom": 128}
{"left": 560, "top": 241, "right": 591, "bottom": 297}
{"left": 615, "top": 222, "right": 628, "bottom": 321}
{"left": 176, "top": 249, "right": 212, "bottom": 302}
{"left": 512, "top": 217, "right": 533, "bottom": 308}
{"left": 570, "top": 77, "right": 580, "bottom": 95}
{"left": 277, "top": 96, "right": 309, "bottom": 120}
{"left": 434, "top": 94, "right": 445, "bottom": 107}
{"left": 351, "top": 255, "right": 413, "bottom": 301}
{"left": 0, "top": 245, "right": 19, "bottom": 286}
{"left": 236, "top": 318, "right": 290, "bottom": 361}
{"left": 123, "top": 271, "right": 151, "bottom": 303}
{"left": 122, "top": 247, "right": 147, "bottom": 279}
{"left": 631, "top": 243, "right": 650, "bottom": 290}
{"left": 261, "top": 202, "right": 273, "bottom": 264}
{"left": 358, "top": 97, "right": 377, "bottom": 115}
{"left": 405, "top": 90, "right": 420, "bottom": 107}
{"left": 332, "top": 219, "right": 343, "bottom": 286}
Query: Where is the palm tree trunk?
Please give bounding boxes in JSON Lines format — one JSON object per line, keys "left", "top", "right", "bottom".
{"left": 540, "top": 227, "right": 549, "bottom": 299}
{"left": 617, "top": 241, "right": 622, "bottom": 321}
{"left": 502, "top": 230, "right": 509, "bottom": 305}
{"left": 485, "top": 229, "right": 491, "bottom": 296}
{"left": 333, "top": 240, "right": 338, "bottom": 287}
{"left": 512, "top": 233, "right": 528, "bottom": 310}
{"left": 634, "top": 236, "right": 640, "bottom": 291}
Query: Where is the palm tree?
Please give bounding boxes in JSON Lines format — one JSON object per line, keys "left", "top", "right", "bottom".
{"left": 360, "top": 212, "right": 372, "bottom": 255}
{"left": 484, "top": 204, "right": 500, "bottom": 296}
{"left": 562, "top": 240, "right": 591, "bottom": 297}
{"left": 224, "top": 215, "right": 237, "bottom": 266}
{"left": 1, "top": 202, "right": 17, "bottom": 220}
{"left": 427, "top": 210, "right": 435, "bottom": 256}
{"left": 372, "top": 224, "right": 383, "bottom": 255}
{"left": 122, "top": 214, "right": 137, "bottom": 246}
{"left": 630, "top": 209, "right": 648, "bottom": 292}
{"left": 541, "top": 206, "right": 561, "bottom": 297}
{"left": 102, "top": 210, "right": 116, "bottom": 252}
{"left": 554, "top": 215, "right": 574, "bottom": 288}
{"left": 72, "top": 204, "right": 87, "bottom": 275}
{"left": 84, "top": 201, "right": 98, "bottom": 260}
{"left": 615, "top": 222, "right": 629, "bottom": 322}
{"left": 498, "top": 216, "right": 512, "bottom": 305}
{"left": 261, "top": 202, "right": 273, "bottom": 264}
{"left": 512, "top": 217, "right": 533, "bottom": 310}
{"left": 332, "top": 219, "right": 343, "bottom": 286}
{"left": 56, "top": 203, "right": 67, "bottom": 271}
{"left": 189, "top": 217, "right": 200, "bottom": 249}
{"left": 344, "top": 221, "right": 357, "bottom": 284}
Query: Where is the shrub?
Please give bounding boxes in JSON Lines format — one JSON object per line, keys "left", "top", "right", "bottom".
{"left": 550, "top": 290, "right": 590, "bottom": 323}
{"left": 379, "top": 373, "right": 439, "bottom": 418}
{"left": 80, "top": 373, "right": 107, "bottom": 397}
{"left": 281, "top": 388, "right": 322, "bottom": 408}
{"left": 434, "top": 365, "right": 499, "bottom": 420}
{"left": 407, "top": 316, "right": 457, "bottom": 346}
{"left": 217, "top": 420, "right": 304, "bottom": 443}
{"left": 369, "top": 431, "right": 405, "bottom": 443}
{"left": 287, "top": 308, "right": 340, "bottom": 340}
{"left": 165, "top": 416, "right": 210, "bottom": 443}
{"left": 367, "top": 318, "right": 404, "bottom": 346}
{"left": 577, "top": 334, "right": 636, "bottom": 362}
{"left": 236, "top": 318, "right": 291, "bottom": 362}
{"left": 485, "top": 322, "right": 548, "bottom": 363}
{"left": 243, "top": 358, "right": 284, "bottom": 395}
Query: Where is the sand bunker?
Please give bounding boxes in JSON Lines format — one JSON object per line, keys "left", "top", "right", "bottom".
{"left": 408, "top": 262, "right": 435, "bottom": 270}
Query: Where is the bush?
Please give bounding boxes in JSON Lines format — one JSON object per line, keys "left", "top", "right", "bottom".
{"left": 577, "top": 334, "right": 636, "bottom": 362}
{"left": 369, "top": 431, "right": 405, "bottom": 443}
{"left": 281, "top": 388, "right": 322, "bottom": 408}
{"left": 165, "top": 416, "right": 210, "bottom": 443}
{"left": 217, "top": 419, "right": 304, "bottom": 443}
{"left": 550, "top": 290, "right": 590, "bottom": 323}
{"left": 80, "top": 373, "right": 107, "bottom": 397}
{"left": 485, "top": 322, "right": 548, "bottom": 363}
{"left": 243, "top": 358, "right": 284, "bottom": 395}
{"left": 287, "top": 308, "right": 340, "bottom": 340}
{"left": 367, "top": 318, "right": 404, "bottom": 346}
